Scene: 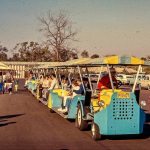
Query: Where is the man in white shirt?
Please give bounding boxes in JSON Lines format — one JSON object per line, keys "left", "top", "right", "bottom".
{"left": 48, "top": 74, "right": 59, "bottom": 90}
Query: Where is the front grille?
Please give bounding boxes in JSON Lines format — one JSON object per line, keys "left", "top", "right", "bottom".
{"left": 112, "top": 98, "right": 134, "bottom": 120}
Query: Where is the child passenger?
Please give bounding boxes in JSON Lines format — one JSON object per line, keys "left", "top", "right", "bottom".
{"left": 58, "top": 79, "right": 80, "bottom": 113}
{"left": 7, "top": 79, "right": 13, "bottom": 95}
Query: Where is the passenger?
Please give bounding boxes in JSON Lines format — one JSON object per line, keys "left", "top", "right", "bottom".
{"left": 76, "top": 79, "right": 85, "bottom": 95}
{"left": 7, "top": 78, "right": 13, "bottom": 95}
{"left": 62, "top": 77, "right": 70, "bottom": 91}
{"left": 0, "top": 77, "right": 4, "bottom": 94}
{"left": 83, "top": 77, "right": 91, "bottom": 91}
{"left": 58, "top": 79, "right": 80, "bottom": 113}
{"left": 42, "top": 75, "right": 50, "bottom": 101}
{"left": 48, "top": 74, "right": 59, "bottom": 90}
{"left": 97, "top": 68, "right": 118, "bottom": 90}
{"left": 97, "top": 68, "right": 118, "bottom": 100}
{"left": 38, "top": 75, "right": 44, "bottom": 98}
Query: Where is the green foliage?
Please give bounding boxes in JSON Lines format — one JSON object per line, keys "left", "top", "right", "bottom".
{"left": 81, "top": 50, "right": 89, "bottom": 58}
{"left": 0, "top": 42, "right": 8, "bottom": 61}
{"left": 143, "top": 67, "right": 150, "bottom": 73}
{"left": 91, "top": 54, "right": 99, "bottom": 59}
{"left": 11, "top": 41, "right": 52, "bottom": 62}
{"left": 39, "top": 10, "right": 77, "bottom": 61}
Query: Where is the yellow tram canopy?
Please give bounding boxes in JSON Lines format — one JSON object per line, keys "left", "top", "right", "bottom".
{"left": 31, "top": 56, "right": 150, "bottom": 70}
{"left": 66, "top": 56, "right": 150, "bottom": 66}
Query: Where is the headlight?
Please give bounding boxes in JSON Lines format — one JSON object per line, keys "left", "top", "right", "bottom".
{"left": 98, "top": 100, "right": 105, "bottom": 107}
{"left": 140, "top": 100, "right": 146, "bottom": 107}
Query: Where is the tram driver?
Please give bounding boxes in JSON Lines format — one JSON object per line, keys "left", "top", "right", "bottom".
{"left": 97, "top": 67, "right": 118, "bottom": 90}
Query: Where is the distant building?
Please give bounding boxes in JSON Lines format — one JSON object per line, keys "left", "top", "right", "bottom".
{"left": 1, "top": 62, "right": 51, "bottom": 78}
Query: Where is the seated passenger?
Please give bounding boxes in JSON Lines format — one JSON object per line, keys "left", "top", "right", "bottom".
{"left": 97, "top": 68, "right": 118, "bottom": 100}
{"left": 75, "top": 79, "right": 85, "bottom": 95}
{"left": 82, "top": 77, "right": 91, "bottom": 91}
{"left": 38, "top": 75, "right": 44, "bottom": 98}
{"left": 7, "top": 79, "right": 13, "bottom": 95}
{"left": 0, "top": 78, "right": 4, "bottom": 93}
{"left": 97, "top": 68, "right": 118, "bottom": 90}
{"left": 42, "top": 75, "right": 50, "bottom": 101}
{"left": 48, "top": 74, "right": 59, "bottom": 90}
{"left": 59, "top": 79, "right": 86, "bottom": 114}
{"left": 61, "top": 77, "right": 70, "bottom": 95}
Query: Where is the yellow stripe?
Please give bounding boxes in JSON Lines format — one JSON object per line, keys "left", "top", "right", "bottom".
{"left": 104, "top": 56, "right": 119, "bottom": 64}
{"left": 131, "top": 57, "right": 144, "bottom": 64}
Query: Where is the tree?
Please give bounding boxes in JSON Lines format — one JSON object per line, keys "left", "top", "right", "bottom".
{"left": 11, "top": 41, "right": 52, "bottom": 62}
{"left": 0, "top": 42, "right": 8, "bottom": 61}
{"left": 141, "top": 56, "right": 150, "bottom": 73}
{"left": 81, "top": 50, "right": 89, "bottom": 58}
{"left": 141, "top": 56, "right": 150, "bottom": 61}
{"left": 104, "top": 54, "right": 117, "bottom": 57}
{"left": 38, "top": 10, "right": 77, "bottom": 61}
{"left": 91, "top": 54, "right": 99, "bottom": 59}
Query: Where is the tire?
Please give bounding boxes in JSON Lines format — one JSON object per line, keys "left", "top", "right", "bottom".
{"left": 91, "top": 123, "right": 101, "bottom": 140}
{"left": 49, "top": 108, "right": 55, "bottom": 113}
{"left": 75, "top": 104, "right": 88, "bottom": 131}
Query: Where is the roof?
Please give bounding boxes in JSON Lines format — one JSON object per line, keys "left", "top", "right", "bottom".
{"left": 66, "top": 56, "right": 150, "bottom": 66}
{"left": 0, "top": 62, "right": 12, "bottom": 70}
{"left": 27, "top": 56, "right": 150, "bottom": 70}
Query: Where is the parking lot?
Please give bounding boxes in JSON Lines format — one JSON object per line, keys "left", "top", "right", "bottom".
{"left": 0, "top": 80, "right": 150, "bottom": 150}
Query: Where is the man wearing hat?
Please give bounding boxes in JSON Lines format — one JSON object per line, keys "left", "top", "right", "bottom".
{"left": 97, "top": 67, "right": 118, "bottom": 90}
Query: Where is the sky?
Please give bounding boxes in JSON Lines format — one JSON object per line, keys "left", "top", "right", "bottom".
{"left": 0, "top": 0, "right": 150, "bottom": 57}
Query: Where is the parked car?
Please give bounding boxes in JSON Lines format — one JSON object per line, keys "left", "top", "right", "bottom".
{"left": 139, "top": 75, "right": 150, "bottom": 90}
{"left": 116, "top": 74, "right": 134, "bottom": 85}
{"left": 129, "top": 73, "right": 146, "bottom": 85}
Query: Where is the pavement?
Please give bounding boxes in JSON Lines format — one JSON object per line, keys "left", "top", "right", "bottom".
{"left": 0, "top": 80, "right": 150, "bottom": 150}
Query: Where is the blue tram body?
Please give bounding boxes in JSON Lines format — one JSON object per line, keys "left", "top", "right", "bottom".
{"left": 93, "top": 92, "right": 145, "bottom": 135}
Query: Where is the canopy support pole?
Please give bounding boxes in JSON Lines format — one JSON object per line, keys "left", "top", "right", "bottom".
{"left": 97, "top": 66, "right": 103, "bottom": 86}
{"left": 77, "top": 66, "right": 86, "bottom": 94}
{"left": 85, "top": 67, "right": 93, "bottom": 95}
{"left": 132, "top": 65, "right": 141, "bottom": 92}
{"left": 107, "top": 65, "right": 114, "bottom": 92}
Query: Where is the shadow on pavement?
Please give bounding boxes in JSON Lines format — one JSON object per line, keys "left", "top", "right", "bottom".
{"left": 0, "top": 119, "right": 8, "bottom": 122}
{"left": 0, "top": 114, "right": 25, "bottom": 127}
{"left": 0, "top": 113, "right": 25, "bottom": 119}
{"left": 0, "top": 122, "right": 16, "bottom": 127}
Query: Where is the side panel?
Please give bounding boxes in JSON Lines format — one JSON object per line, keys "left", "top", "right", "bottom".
{"left": 47, "top": 92, "right": 52, "bottom": 109}
{"left": 48, "top": 89, "right": 69, "bottom": 109}
{"left": 49, "top": 91, "right": 62, "bottom": 108}
{"left": 68, "top": 95, "right": 85, "bottom": 119}
{"left": 94, "top": 92, "right": 145, "bottom": 135}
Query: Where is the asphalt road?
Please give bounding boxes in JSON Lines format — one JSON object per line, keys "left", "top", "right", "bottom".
{"left": 0, "top": 81, "right": 150, "bottom": 150}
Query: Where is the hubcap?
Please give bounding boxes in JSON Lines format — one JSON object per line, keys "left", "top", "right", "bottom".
{"left": 91, "top": 124, "right": 95, "bottom": 136}
{"left": 78, "top": 109, "right": 81, "bottom": 126}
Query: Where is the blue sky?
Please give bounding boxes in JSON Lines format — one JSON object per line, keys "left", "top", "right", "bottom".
{"left": 0, "top": 0, "right": 150, "bottom": 57}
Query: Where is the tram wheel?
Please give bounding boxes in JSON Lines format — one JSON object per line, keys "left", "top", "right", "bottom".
{"left": 75, "top": 104, "right": 88, "bottom": 131}
{"left": 49, "top": 108, "right": 55, "bottom": 113}
{"left": 91, "top": 123, "right": 101, "bottom": 140}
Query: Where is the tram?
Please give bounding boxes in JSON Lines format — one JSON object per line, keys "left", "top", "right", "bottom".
{"left": 27, "top": 56, "right": 150, "bottom": 140}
